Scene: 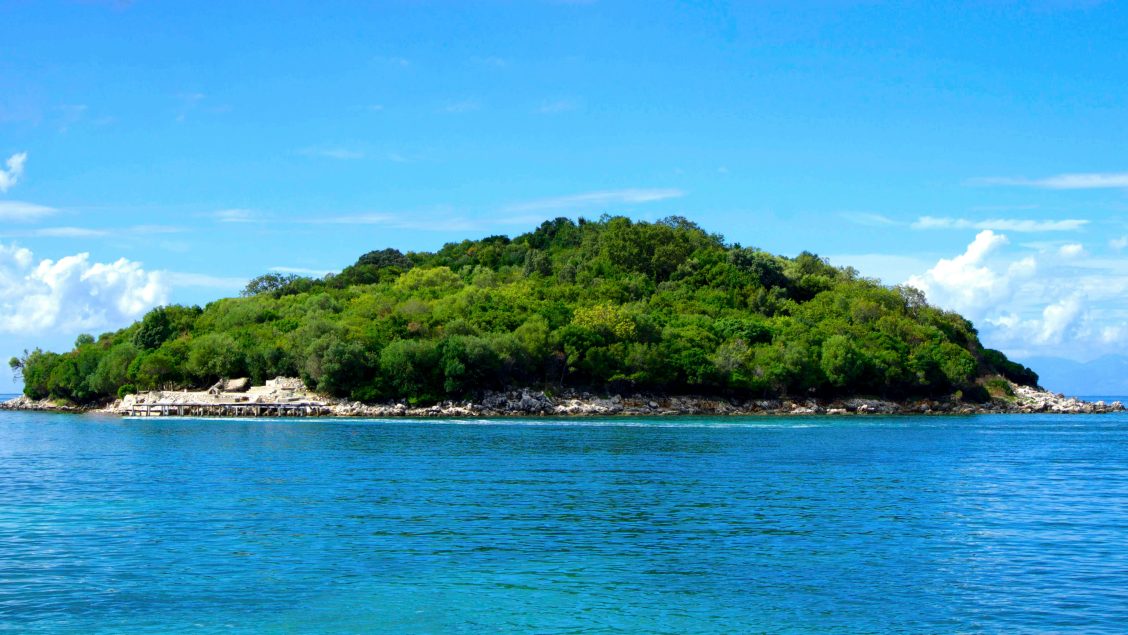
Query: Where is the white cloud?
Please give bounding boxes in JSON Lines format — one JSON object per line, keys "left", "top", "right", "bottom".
{"left": 974, "top": 172, "right": 1128, "bottom": 189}
{"left": 839, "top": 212, "right": 899, "bottom": 227}
{"left": 1058, "top": 243, "right": 1085, "bottom": 258}
{"left": 210, "top": 208, "right": 257, "bottom": 223}
{"left": 309, "top": 213, "right": 396, "bottom": 226}
{"left": 1111, "top": 235, "right": 1128, "bottom": 250}
{"left": 912, "top": 216, "right": 1088, "bottom": 232}
{"left": 906, "top": 230, "right": 1128, "bottom": 360}
{"left": 1, "top": 225, "right": 185, "bottom": 239}
{"left": 906, "top": 230, "right": 1031, "bottom": 316}
{"left": 1037, "top": 295, "right": 1084, "bottom": 344}
{"left": 0, "top": 244, "right": 168, "bottom": 334}
{"left": 299, "top": 147, "right": 365, "bottom": 160}
{"left": 824, "top": 253, "right": 931, "bottom": 285}
{"left": 32, "top": 227, "right": 110, "bottom": 238}
{"left": 1101, "top": 325, "right": 1124, "bottom": 344}
{"left": 442, "top": 100, "right": 480, "bottom": 113}
{"left": 0, "top": 201, "right": 56, "bottom": 222}
{"left": 506, "top": 188, "right": 685, "bottom": 212}
{"left": 0, "top": 152, "right": 27, "bottom": 192}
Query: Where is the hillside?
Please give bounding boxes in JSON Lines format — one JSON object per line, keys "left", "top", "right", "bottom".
{"left": 9, "top": 216, "right": 1039, "bottom": 406}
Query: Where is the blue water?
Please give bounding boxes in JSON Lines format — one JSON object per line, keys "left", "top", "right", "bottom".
{"left": 3, "top": 409, "right": 1128, "bottom": 633}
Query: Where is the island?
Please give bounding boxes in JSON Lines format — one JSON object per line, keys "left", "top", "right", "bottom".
{"left": 5, "top": 216, "right": 1123, "bottom": 416}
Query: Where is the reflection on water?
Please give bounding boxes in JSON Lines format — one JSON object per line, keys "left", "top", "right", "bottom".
{"left": 2, "top": 411, "right": 1128, "bottom": 633}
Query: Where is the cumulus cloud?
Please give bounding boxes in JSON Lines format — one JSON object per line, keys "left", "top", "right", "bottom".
{"left": 911, "top": 216, "right": 1088, "bottom": 232}
{"left": 907, "top": 230, "right": 1128, "bottom": 359}
{"left": 0, "top": 152, "right": 27, "bottom": 193}
{"left": 0, "top": 244, "right": 168, "bottom": 334}
{"left": 1111, "top": 235, "right": 1128, "bottom": 251}
{"left": 1037, "top": 295, "right": 1084, "bottom": 344}
{"left": 906, "top": 230, "right": 1035, "bottom": 316}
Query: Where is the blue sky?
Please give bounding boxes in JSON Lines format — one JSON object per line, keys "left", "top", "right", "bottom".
{"left": 1, "top": 0, "right": 1127, "bottom": 391}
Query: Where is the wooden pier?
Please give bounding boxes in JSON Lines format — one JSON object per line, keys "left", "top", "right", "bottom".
{"left": 126, "top": 402, "right": 331, "bottom": 417}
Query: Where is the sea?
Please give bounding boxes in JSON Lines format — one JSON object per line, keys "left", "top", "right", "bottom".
{"left": 2, "top": 399, "right": 1128, "bottom": 634}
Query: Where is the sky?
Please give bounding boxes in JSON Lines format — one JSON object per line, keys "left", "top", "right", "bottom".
{"left": 1, "top": 0, "right": 1127, "bottom": 392}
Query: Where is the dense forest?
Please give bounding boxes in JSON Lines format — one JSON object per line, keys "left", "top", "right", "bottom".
{"left": 10, "top": 216, "right": 1038, "bottom": 405}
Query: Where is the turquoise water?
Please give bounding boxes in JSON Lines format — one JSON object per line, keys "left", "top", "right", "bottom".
{"left": 3, "top": 409, "right": 1128, "bottom": 633}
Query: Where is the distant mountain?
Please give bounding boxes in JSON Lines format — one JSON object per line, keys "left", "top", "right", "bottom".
{"left": 1018, "top": 355, "right": 1128, "bottom": 398}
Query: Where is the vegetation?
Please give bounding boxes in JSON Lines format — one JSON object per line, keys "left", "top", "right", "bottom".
{"left": 8, "top": 216, "right": 1037, "bottom": 405}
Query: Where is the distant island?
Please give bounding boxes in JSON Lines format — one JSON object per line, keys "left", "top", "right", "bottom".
{"left": 6, "top": 215, "right": 1120, "bottom": 415}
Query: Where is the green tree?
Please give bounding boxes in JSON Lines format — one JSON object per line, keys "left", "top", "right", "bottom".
{"left": 88, "top": 343, "right": 140, "bottom": 397}
{"left": 242, "top": 273, "right": 302, "bottom": 297}
{"left": 187, "top": 333, "right": 246, "bottom": 382}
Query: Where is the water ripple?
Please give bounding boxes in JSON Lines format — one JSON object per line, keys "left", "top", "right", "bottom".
{"left": 1, "top": 410, "right": 1127, "bottom": 633}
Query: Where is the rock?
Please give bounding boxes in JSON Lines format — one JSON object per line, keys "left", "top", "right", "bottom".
{"left": 10, "top": 372, "right": 1125, "bottom": 419}
{"left": 224, "top": 378, "right": 250, "bottom": 392}
{"left": 517, "top": 393, "right": 540, "bottom": 412}
{"left": 844, "top": 398, "right": 899, "bottom": 414}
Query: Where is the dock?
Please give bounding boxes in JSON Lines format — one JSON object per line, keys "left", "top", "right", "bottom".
{"left": 126, "top": 402, "right": 332, "bottom": 417}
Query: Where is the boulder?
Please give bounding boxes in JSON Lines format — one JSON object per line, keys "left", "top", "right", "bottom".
{"left": 224, "top": 378, "right": 250, "bottom": 392}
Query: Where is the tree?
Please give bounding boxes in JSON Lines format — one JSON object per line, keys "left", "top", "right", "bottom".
{"left": 242, "top": 273, "right": 303, "bottom": 297}
{"left": 133, "top": 309, "right": 172, "bottom": 350}
{"left": 88, "top": 344, "right": 140, "bottom": 397}
{"left": 356, "top": 248, "right": 413, "bottom": 270}
{"left": 379, "top": 339, "right": 441, "bottom": 403}
{"left": 571, "top": 303, "right": 636, "bottom": 340}
{"left": 820, "top": 335, "right": 859, "bottom": 389}
{"left": 187, "top": 333, "right": 245, "bottom": 382}
{"left": 128, "top": 351, "right": 182, "bottom": 390}
{"left": 132, "top": 305, "right": 201, "bottom": 350}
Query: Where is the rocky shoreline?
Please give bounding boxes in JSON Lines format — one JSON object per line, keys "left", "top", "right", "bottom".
{"left": 1, "top": 377, "right": 1123, "bottom": 417}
